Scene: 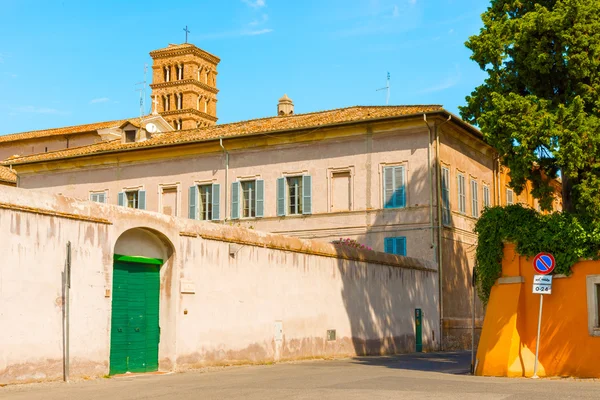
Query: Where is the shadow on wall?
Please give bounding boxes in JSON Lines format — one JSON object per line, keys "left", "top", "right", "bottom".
{"left": 330, "top": 163, "right": 439, "bottom": 357}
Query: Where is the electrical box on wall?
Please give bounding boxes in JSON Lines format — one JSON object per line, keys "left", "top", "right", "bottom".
{"left": 327, "top": 329, "right": 336, "bottom": 341}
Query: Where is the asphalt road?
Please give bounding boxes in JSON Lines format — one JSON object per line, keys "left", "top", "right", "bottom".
{"left": 2, "top": 352, "right": 599, "bottom": 399}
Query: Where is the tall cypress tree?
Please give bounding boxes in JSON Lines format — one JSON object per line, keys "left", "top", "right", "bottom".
{"left": 461, "top": 0, "right": 600, "bottom": 219}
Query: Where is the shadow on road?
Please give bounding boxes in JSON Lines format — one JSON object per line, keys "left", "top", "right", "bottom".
{"left": 350, "top": 351, "right": 471, "bottom": 375}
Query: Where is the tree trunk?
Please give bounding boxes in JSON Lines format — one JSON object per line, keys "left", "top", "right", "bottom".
{"left": 561, "top": 174, "right": 575, "bottom": 213}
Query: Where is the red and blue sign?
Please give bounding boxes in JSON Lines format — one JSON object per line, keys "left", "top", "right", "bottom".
{"left": 533, "top": 252, "right": 555, "bottom": 275}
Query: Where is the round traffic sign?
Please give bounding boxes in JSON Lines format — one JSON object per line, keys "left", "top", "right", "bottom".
{"left": 533, "top": 252, "right": 555, "bottom": 275}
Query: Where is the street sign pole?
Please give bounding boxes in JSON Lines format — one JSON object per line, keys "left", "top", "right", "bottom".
{"left": 530, "top": 252, "right": 555, "bottom": 379}
{"left": 532, "top": 294, "right": 543, "bottom": 379}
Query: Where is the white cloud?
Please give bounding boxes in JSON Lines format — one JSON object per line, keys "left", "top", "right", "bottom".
{"left": 242, "top": 28, "right": 273, "bottom": 36}
{"left": 418, "top": 66, "right": 461, "bottom": 94}
{"left": 11, "top": 106, "right": 69, "bottom": 115}
{"left": 249, "top": 13, "right": 269, "bottom": 26}
{"left": 90, "top": 97, "right": 110, "bottom": 104}
{"left": 243, "top": 0, "right": 265, "bottom": 8}
{"left": 449, "top": 28, "right": 455, "bottom": 34}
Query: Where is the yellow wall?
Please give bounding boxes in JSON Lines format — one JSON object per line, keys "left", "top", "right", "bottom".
{"left": 476, "top": 244, "right": 600, "bottom": 378}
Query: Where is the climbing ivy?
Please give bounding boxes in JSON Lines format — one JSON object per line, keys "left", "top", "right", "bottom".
{"left": 474, "top": 205, "right": 600, "bottom": 303}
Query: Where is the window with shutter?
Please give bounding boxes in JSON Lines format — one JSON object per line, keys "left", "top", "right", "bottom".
{"left": 442, "top": 167, "right": 451, "bottom": 225}
{"left": 277, "top": 177, "right": 286, "bottom": 216}
{"left": 506, "top": 188, "right": 514, "bottom": 205}
{"left": 483, "top": 185, "right": 490, "bottom": 208}
{"left": 287, "top": 176, "right": 303, "bottom": 215}
{"left": 471, "top": 179, "right": 479, "bottom": 218}
{"left": 231, "top": 182, "right": 240, "bottom": 220}
{"left": 212, "top": 184, "right": 220, "bottom": 221}
{"left": 256, "top": 180, "right": 264, "bottom": 218}
{"left": 383, "top": 166, "right": 406, "bottom": 209}
{"left": 457, "top": 173, "right": 466, "bottom": 214}
{"left": 90, "top": 192, "right": 107, "bottom": 203}
{"left": 384, "top": 236, "right": 407, "bottom": 256}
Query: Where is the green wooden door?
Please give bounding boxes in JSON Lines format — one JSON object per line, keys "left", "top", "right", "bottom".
{"left": 109, "top": 257, "right": 160, "bottom": 375}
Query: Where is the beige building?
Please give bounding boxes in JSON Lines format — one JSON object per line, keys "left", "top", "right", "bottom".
{"left": 0, "top": 42, "right": 540, "bottom": 350}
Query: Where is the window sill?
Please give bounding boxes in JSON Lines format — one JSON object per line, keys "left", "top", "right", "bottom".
{"left": 590, "top": 328, "right": 600, "bottom": 337}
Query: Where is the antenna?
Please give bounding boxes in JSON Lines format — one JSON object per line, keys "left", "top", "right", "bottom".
{"left": 134, "top": 64, "right": 148, "bottom": 118}
{"left": 376, "top": 72, "right": 391, "bottom": 105}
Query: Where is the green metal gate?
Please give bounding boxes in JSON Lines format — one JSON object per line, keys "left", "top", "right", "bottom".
{"left": 109, "top": 255, "right": 161, "bottom": 375}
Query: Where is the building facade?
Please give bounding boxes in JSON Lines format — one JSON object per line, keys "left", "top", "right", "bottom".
{"left": 0, "top": 42, "right": 561, "bottom": 351}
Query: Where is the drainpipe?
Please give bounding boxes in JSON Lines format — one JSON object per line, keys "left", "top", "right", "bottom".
{"left": 423, "top": 115, "right": 437, "bottom": 262}
{"left": 435, "top": 114, "right": 452, "bottom": 351}
{"left": 219, "top": 138, "right": 229, "bottom": 221}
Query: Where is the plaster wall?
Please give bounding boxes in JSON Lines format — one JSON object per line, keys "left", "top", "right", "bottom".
{"left": 476, "top": 244, "right": 600, "bottom": 378}
{"left": 17, "top": 125, "right": 435, "bottom": 260}
{"left": 0, "top": 186, "right": 438, "bottom": 384}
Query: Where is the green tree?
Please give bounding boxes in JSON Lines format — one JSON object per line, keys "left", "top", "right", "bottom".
{"left": 460, "top": 0, "right": 600, "bottom": 219}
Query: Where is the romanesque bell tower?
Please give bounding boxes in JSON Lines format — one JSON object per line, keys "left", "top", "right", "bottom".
{"left": 149, "top": 43, "right": 220, "bottom": 130}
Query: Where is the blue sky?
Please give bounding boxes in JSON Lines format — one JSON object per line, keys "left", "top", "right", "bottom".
{"left": 0, "top": 0, "right": 488, "bottom": 135}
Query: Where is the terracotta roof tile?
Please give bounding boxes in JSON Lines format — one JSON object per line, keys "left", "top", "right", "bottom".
{"left": 4, "top": 105, "right": 444, "bottom": 165}
{"left": 0, "top": 165, "right": 16, "bottom": 183}
{"left": 0, "top": 119, "right": 130, "bottom": 144}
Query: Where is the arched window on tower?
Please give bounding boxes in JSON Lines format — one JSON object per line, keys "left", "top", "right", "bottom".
{"left": 197, "top": 67, "right": 202, "bottom": 81}
{"left": 176, "top": 119, "right": 182, "bottom": 130}
{"left": 205, "top": 69, "right": 210, "bottom": 85}
{"left": 204, "top": 98, "right": 209, "bottom": 113}
{"left": 165, "top": 66, "right": 171, "bottom": 82}
{"left": 176, "top": 93, "right": 183, "bottom": 110}
{"left": 196, "top": 95, "right": 201, "bottom": 111}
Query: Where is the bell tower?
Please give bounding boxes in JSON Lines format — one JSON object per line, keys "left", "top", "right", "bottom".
{"left": 149, "top": 43, "right": 220, "bottom": 130}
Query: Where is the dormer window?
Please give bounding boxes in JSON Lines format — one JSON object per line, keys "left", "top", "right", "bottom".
{"left": 125, "top": 130, "right": 136, "bottom": 143}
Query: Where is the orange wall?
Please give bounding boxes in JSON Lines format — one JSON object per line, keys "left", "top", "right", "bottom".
{"left": 476, "top": 244, "right": 600, "bottom": 378}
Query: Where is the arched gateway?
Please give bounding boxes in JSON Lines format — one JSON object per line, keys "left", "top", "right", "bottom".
{"left": 109, "top": 228, "right": 174, "bottom": 375}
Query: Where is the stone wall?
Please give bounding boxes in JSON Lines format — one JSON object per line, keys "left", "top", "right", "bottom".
{"left": 0, "top": 186, "right": 439, "bottom": 384}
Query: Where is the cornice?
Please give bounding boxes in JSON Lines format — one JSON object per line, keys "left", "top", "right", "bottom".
{"left": 159, "top": 109, "right": 218, "bottom": 122}
{"left": 150, "top": 79, "right": 219, "bottom": 94}
{"left": 150, "top": 47, "right": 220, "bottom": 64}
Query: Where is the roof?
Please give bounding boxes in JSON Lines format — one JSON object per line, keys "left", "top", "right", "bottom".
{"left": 0, "top": 119, "right": 129, "bottom": 144}
{"left": 149, "top": 43, "right": 220, "bottom": 64}
{"left": 0, "top": 165, "right": 16, "bottom": 183}
{"left": 4, "top": 105, "right": 465, "bottom": 166}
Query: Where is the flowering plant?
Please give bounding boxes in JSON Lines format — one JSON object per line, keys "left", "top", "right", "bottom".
{"left": 331, "top": 238, "right": 373, "bottom": 251}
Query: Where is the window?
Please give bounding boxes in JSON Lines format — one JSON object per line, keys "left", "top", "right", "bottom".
{"left": 483, "top": 185, "right": 491, "bottom": 208}
{"left": 442, "top": 167, "right": 451, "bottom": 225}
{"left": 471, "top": 179, "right": 479, "bottom": 218}
{"left": 176, "top": 119, "right": 182, "bottom": 130}
{"left": 90, "top": 192, "right": 106, "bottom": 203}
{"left": 506, "top": 188, "right": 514, "bottom": 205}
{"left": 384, "top": 236, "right": 407, "bottom": 256}
{"left": 331, "top": 171, "right": 351, "bottom": 212}
{"left": 125, "top": 130, "right": 136, "bottom": 143}
{"left": 241, "top": 181, "right": 257, "bottom": 218}
{"left": 189, "top": 184, "right": 220, "bottom": 221}
{"left": 586, "top": 275, "right": 600, "bottom": 336}
{"left": 457, "top": 173, "right": 466, "bottom": 214}
{"left": 161, "top": 187, "right": 178, "bottom": 216}
{"left": 118, "top": 190, "right": 146, "bottom": 210}
{"left": 287, "top": 176, "right": 303, "bottom": 215}
{"left": 383, "top": 165, "right": 406, "bottom": 209}
{"left": 276, "top": 176, "right": 312, "bottom": 216}
{"left": 230, "top": 180, "right": 264, "bottom": 219}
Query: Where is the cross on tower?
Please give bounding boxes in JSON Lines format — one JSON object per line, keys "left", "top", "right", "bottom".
{"left": 183, "top": 26, "right": 190, "bottom": 43}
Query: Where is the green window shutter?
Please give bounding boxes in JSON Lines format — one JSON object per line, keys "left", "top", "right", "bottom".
{"left": 395, "top": 237, "right": 407, "bottom": 256}
{"left": 188, "top": 186, "right": 197, "bottom": 219}
{"left": 383, "top": 167, "right": 394, "bottom": 208}
{"left": 384, "top": 237, "right": 394, "bottom": 253}
{"left": 394, "top": 166, "right": 406, "bottom": 208}
{"left": 118, "top": 192, "right": 125, "bottom": 207}
{"left": 212, "top": 184, "right": 220, "bottom": 220}
{"left": 231, "top": 182, "right": 240, "bottom": 220}
{"left": 138, "top": 190, "right": 146, "bottom": 210}
{"left": 276, "top": 177, "right": 286, "bottom": 216}
{"left": 255, "top": 180, "right": 264, "bottom": 218}
{"left": 302, "top": 175, "right": 312, "bottom": 215}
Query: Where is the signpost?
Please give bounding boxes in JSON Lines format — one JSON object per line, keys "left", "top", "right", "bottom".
{"left": 531, "top": 252, "right": 555, "bottom": 379}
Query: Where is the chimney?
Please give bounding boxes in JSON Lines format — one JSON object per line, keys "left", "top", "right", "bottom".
{"left": 277, "top": 94, "right": 294, "bottom": 116}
